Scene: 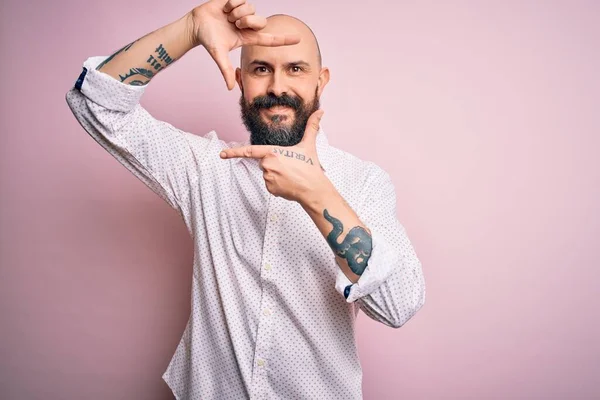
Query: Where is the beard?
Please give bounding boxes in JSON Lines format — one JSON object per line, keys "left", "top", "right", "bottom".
{"left": 239, "top": 88, "right": 320, "bottom": 147}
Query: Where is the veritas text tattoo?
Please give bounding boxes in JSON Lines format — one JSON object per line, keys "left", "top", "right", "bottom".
{"left": 272, "top": 148, "right": 314, "bottom": 165}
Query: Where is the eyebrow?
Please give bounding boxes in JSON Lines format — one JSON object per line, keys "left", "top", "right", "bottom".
{"left": 248, "top": 59, "right": 311, "bottom": 69}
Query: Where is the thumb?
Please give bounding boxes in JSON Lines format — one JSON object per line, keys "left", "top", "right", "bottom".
{"left": 208, "top": 47, "right": 235, "bottom": 91}
{"left": 300, "top": 109, "right": 324, "bottom": 146}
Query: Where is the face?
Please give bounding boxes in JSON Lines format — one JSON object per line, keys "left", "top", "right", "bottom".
{"left": 236, "top": 23, "right": 329, "bottom": 147}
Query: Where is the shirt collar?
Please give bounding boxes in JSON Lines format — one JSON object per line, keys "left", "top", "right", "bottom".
{"left": 232, "top": 128, "right": 332, "bottom": 172}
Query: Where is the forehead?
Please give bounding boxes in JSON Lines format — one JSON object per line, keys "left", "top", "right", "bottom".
{"left": 241, "top": 16, "right": 319, "bottom": 67}
{"left": 242, "top": 42, "right": 316, "bottom": 67}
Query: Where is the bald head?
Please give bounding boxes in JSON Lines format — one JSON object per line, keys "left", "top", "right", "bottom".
{"left": 240, "top": 14, "right": 322, "bottom": 68}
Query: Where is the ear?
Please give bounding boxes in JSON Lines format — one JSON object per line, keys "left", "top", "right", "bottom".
{"left": 316, "top": 67, "right": 330, "bottom": 97}
{"left": 235, "top": 67, "right": 243, "bottom": 91}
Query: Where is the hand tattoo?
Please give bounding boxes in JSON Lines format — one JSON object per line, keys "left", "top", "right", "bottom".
{"left": 324, "top": 209, "right": 372, "bottom": 276}
{"left": 273, "top": 148, "right": 314, "bottom": 165}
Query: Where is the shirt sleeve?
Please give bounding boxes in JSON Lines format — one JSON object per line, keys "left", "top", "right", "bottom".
{"left": 65, "top": 55, "right": 213, "bottom": 218}
{"left": 334, "top": 165, "right": 426, "bottom": 328}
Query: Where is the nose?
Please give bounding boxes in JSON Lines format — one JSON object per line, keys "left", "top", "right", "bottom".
{"left": 267, "top": 71, "right": 288, "bottom": 97}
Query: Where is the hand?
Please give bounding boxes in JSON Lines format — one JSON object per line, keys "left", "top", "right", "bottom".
{"left": 188, "top": 0, "right": 301, "bottom": 90}
{"left": 219, "top": 110, "right": 332, "bottom": 203}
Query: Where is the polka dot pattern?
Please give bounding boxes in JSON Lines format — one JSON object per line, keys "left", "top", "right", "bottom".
{"left": 65, "top": 56, "right": 426, "bottom": 400}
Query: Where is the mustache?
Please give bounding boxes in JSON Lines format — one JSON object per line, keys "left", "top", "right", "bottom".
{"left": 250, "top": 94, "right": 302, "bottom": 111}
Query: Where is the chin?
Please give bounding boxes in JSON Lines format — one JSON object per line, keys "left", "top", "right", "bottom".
{"left": 266, "top": 116, "right": 295, "bottom": 126}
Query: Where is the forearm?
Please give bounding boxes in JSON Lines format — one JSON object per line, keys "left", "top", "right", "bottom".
{"left": 301, "top": 183, "right": 373, "bottom": 284}
{"left": 96, "top": 12, "right": 197, "bottom": 85}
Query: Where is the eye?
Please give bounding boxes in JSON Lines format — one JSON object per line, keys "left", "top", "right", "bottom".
{"left": 254, "top": 66, "right": 269, "bottom": 74}
{"left": 290, "top": 66, "right": 303, "bottom": 73}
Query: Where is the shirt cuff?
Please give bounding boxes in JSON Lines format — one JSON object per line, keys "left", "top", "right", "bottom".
{"left": 334, "top": 228, "right": 398, "bottom": 303}
{"left": 74, "top": 56, "right": 146, "bottom": 113}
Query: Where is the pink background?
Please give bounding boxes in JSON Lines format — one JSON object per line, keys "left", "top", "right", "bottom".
{"left": 1, "top": 0, "right": 599, "bottom": 399}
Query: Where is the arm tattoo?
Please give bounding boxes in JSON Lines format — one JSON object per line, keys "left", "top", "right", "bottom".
{"left": 148, "top": 43, "right": 175, "bottom": 70}
{"left": 119, "top": 67, "right": 155, "bottom": 85}
{"left": 96, "top": 41, "right": 136, "bottom": 71}
{"left": 324, "top": 209, "right": 372, "bottom": 276}
{"left": 97, "top": 42, "right": 176, "bottom": 86}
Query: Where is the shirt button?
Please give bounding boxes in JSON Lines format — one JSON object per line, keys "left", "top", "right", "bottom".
{"left": 270, "top": 214, "right": 278, "bottom": 222}
{"left": 344, "top": 284, "right": 353, "bottom": 299}
{"left": 257, "top": 359, "right": 265, "bottom": 367}
{"left": 263, "top": 309, "right": 271, "bottom": 316}
{"left": 264, "top": 263, "right": 272, "bottom": 271}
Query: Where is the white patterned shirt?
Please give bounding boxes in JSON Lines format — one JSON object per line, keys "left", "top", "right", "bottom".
{"left": 65, "top": 55, "right": 426, "bottom": 400}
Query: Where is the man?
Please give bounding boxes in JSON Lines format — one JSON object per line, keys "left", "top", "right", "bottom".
{"left": 65, "top": 0, "right": 426, "bottom": 398}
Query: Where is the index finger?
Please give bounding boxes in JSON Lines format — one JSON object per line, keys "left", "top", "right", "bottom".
{"left": 220, "top": 145, "right": 273, "bottom": 159}
{"left": 223, "top": 0, "right": 245, "bottom": 13}
{"left": 243, "top": 32, "right": 301, "bottom": 47}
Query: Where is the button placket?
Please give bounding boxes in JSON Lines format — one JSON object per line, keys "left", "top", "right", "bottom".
{"left": 250, "top": 196, "right": 283, "bottom": 399}
{"left": 251, "top": 302, "right": 275, "bottom": 398}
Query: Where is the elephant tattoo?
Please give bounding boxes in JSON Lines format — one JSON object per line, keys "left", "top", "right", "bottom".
{"left": 324, "top": 209, "right": 372, "bottom": 276}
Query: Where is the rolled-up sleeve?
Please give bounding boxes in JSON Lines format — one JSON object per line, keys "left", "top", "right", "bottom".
{"left": 334, "top": 165, "right": 426, "bottom": 328}
{"left": 65, "top": 55, "right": 212, "bottom": 217}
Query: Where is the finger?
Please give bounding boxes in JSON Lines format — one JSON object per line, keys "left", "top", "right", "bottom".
{"left": 300, "top": 109, "right": 324, "bottom": 145}
{"left": 223, "top": 0, "right": 245, "bottom": 13}
{"left": 207, "top": 47, "right": 235, "bottom": 91}
{"left": 220, "top": 145, "right": 273, "bottom": 159}
{"left": 235, "top": 14, "right": 267, "bottom": 30}
{"left": 228, "top": 3, "right": 255, "bottom": 23}
{"left": 263, "top": 172, "right": 277, "bottom": 185}
{"left": 258, "top": 155, "right": 269, "bottom": 171}
{"left": 242, "top": 31, "right": 301, "bottom": 47}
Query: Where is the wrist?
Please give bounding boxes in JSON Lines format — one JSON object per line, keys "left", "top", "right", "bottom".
{"left": 183, "top": 10, "right": 202, "bottom": 49}
{"left": 299, "top": 177, "right": 338, "bottom": 215}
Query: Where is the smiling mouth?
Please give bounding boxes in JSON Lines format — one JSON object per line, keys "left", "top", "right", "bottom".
{"left": 262, "top": 107, "right": 294, "bottom": 123}
{"left": 263, "top": 106, "right": 293, "bottom": 113}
